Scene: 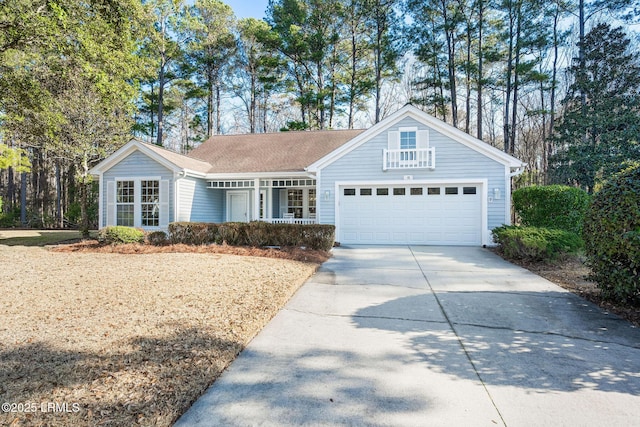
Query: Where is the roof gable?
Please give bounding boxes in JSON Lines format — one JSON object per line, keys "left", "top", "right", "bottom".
{"left": 307, "top": 105, "right": 525, "bottom": 171}
{"left": 89, "top": 140, "right": 212, "bottom": 176}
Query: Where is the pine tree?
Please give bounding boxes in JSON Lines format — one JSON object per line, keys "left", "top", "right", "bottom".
{"left": 551, "top": 24, "right": 640, "bottom": 192}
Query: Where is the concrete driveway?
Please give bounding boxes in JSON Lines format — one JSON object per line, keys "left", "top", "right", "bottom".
{"left": 175, "top": 246, "right": 640, "bottom": 426}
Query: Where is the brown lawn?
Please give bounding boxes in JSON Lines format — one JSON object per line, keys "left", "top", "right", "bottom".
{"left": 0, "top": 231, "right": 324, "bottom": 426}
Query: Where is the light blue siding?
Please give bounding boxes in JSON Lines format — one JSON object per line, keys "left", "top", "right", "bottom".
{"left": 318, "top": 117, "right": 509, "bottom": 230}
{"left": 101, "top": 150, "right": 175, "bottom": 227}
{"left": 177, "top": 177, "right": 223, "bottom": 223}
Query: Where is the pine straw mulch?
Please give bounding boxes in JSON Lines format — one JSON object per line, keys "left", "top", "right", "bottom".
{"left": 496, "top": 252, "right": 640, "bottom": 328}
{"left": 53, "top": 239, "right": 332, "bottom": 264}
{"left": 0, "top": 242, "right": 328, "bottom": 427}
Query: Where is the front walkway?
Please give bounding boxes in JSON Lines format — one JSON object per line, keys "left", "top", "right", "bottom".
{"left": 175, "top": 246, "right": 640, "bottom": 426}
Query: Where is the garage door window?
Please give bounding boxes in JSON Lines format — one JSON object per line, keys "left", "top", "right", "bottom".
{"left": 360, "top": 188, "right": 372, "bottom": 196}
{"left": 376, "top": 188, "right": 389, "bottom": 196}
{"left": 445, "top": 187, "right": 459, "bottom": 195}
{"left": 410, "top": 187, "right": 423, "bottom": 195}
{"left": 428, "top": 187, "right": 440, "bottom": 195}
{"left": 393, "top": 188, "right": 406, "bottom": 196}
{"left": 344, "top": 188, "right": 356, "bottom": 196}
{"left": 463, "top": 187, "right": 477, "bottom": 195}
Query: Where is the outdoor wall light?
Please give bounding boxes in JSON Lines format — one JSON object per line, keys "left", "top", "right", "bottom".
{"left": 494, "top": 188, "right": 501, "bottom": 200}
{"left": 324, "top": 190, "right": 330, "bottom": 201}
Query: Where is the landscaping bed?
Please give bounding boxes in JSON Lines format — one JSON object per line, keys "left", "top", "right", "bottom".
{"left": 0, "top": 234, "right": 324, "bottom": 426}
{"left": 499, "top": 253, "right": 640, "bottom": 327}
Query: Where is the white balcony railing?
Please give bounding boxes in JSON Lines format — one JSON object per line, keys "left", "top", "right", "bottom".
{"left": 383, "top": 148, "right": 436, "bottom": 171}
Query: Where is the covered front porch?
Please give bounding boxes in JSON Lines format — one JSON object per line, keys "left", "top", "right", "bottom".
{"left": 207, "top": 176, "right": 318, "bottom": 224}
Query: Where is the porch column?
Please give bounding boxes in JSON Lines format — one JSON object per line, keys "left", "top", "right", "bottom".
{"left": 267, "top": 186, "right": 273, "bottom": 221}
{"left": 253, "top": 178, "right": 260, "bottom": 221}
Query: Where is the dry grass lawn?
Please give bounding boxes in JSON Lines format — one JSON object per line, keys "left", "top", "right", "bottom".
{"left": 0, "top": 230, "right": 321, "bottom": 426}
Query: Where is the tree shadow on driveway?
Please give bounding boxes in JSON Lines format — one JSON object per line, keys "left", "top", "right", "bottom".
{"left": 353, "top": 291, "right": 640, "bottom": 396}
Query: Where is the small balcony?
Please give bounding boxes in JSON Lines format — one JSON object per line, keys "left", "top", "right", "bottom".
{"left": 383, "top": 148, "right": 436, "bottom": 171}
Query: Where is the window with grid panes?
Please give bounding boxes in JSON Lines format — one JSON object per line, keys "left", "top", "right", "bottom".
{"left": 287, "top": 189, "right": 304, "bottom": 218}
{"left": 141, "top": 180, "right": 160, "bottom": 226}
{"left": 116, "top": 181, "right": 134, "bottom": 226}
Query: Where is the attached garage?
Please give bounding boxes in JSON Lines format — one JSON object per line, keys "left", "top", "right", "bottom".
{"left": 337, "top": 181, "right": 485, "bottom": 246}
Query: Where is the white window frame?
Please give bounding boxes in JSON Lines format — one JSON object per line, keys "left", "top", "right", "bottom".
{"left": 141, "top": 180, "right": 160, "bottom": 227}
{"left": 279, "top": 187, "right": 316, "bottom": 219}
{"left": 399, "top": 126, "right": 417, "bottom": 150}
{"left": 108, "top": 177, "right": 166, "bottom": 229}
{"left": 116, "top": 180, "right": 135, "bottom": 227}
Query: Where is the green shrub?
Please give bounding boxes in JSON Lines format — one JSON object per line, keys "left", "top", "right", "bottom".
{"left": 583, "top": 164, "right": 640, "bottom": 304}
{"left": 146, "top": 230, "right": 168, "bottom": 246}
{"left": 97, "top": 226, "right": 145, "bottom": 244}
{"left": 0, "top": 206, "right": 21, "bottom": 228}
{"left": 167, "top": 221, "right": 335, "bottom": 251}
{"left": 513, "top": 185, "right": 591, "bottom": 234}
{"left": 492, "top": 225, "right": 583, "bottom": 262}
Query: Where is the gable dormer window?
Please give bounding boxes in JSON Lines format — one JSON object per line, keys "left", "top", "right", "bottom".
{"left": 400, "top": 129, "right": 417, "bottom": 150}
{"left": 384, "top": 127, "right": 435, "bottom": 170}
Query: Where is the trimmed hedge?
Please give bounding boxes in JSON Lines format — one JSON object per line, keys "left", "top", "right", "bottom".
{"left": 146, "top": 230, "right": 168, "bottom": 246}
{"left": 583, "top": 164, "right": 640, "bottom": 304}
{"left": 168, "top": 222, "right": 220, "bottom": 245}
{"left": 97, "top": 226, "right": 145, "bottom": 244}
{"left": 492, "top": 225, "right": 583, "bottom": 262}
{"left": 168, "top": 221, "right": 336, "bottom": 251}
{"left": 513, "top": 185, "right": 591, "bottom": 234}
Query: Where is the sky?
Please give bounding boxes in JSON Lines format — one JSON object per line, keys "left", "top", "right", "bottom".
{"left": 225, "top": 0, "right": 270, "bottom": 19}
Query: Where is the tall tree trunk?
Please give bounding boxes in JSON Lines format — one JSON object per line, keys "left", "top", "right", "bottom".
{"left": 56, "top": 161, "right": 63, "bottom": 228}
{"left": 374, "top": 5, "right": 384, "bottom": 124}
{"left": 546, "top": 6, "right": 560, "bottom": 183}
{"left": 156, "top": 57, "right": 166, "bottom": 146}
{"left": 150, "top": 82, "right": 156, "bottom": 141}
{"left": 348, "top": 19, "right": 357, "bottom": 129}
{"left": 579, "top": 0, "right": 586, "bottom": 108}
{"left": 317, "top": 61, "right": 325, "bottom": 129}
{"left": 249, "top": 68, "right": 256, "bottom": 133}
{"left": 7, "top": 166, "right": 15, "bottom": 210}
{"left": 503, "top": 1, "right": 515, "bottom": 154}
{"left": 476, "top": 0, "right": 484, "bottom": 140}
{"left": 465, "top": 22, "right": 472, "bottom": 134}
{"left": 509, "top": 6, "right": 522, "bottom": 157}
{"left": 20, "top": 171, "right": 27, "bottom": 225}
{"left": 207, "top": 67, "right": 215, "bottom": 137}
{"left": 216, "top": 83, "right": 222, "bottom": 134}
{"left": 79, "top": 154, "right": 90, "bottom": 238}
{"left": 443, "top": 3, "right": 458, "bottom": 127}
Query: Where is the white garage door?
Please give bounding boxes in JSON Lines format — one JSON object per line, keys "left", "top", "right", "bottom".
{"left": 338, "top": 184, "right": 482, "bottom": 245}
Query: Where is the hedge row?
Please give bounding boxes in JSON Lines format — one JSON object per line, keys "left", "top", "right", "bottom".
{"left": 512, "top": 185, "right": 591, "bottom": 234}
{"left": 583, "top": 164, "right": 640, "bottom": 304}
{"left": 492, "top": 225, "right": 583, "bottom": 262}
{"left": 167, "top": 221, "right": 336, "bottom": 251}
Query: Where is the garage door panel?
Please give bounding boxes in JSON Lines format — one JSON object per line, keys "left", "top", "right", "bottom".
{"left": 339, "top": 184, "right": 482, "bottom": 246}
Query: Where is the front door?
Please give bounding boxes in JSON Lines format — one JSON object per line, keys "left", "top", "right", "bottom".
{"left": 228, "top": 192, "right": 248, "bottom": 222}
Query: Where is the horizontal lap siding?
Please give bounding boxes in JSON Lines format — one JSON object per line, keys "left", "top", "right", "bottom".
{"left": 319, "top": 117, "right": 508, "bottom": 230}
{"left": 102, "top": 151, "right": 175, "bottom": 227}
{"left": 177, "top": 177, "right": 223, "bottom": 223}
